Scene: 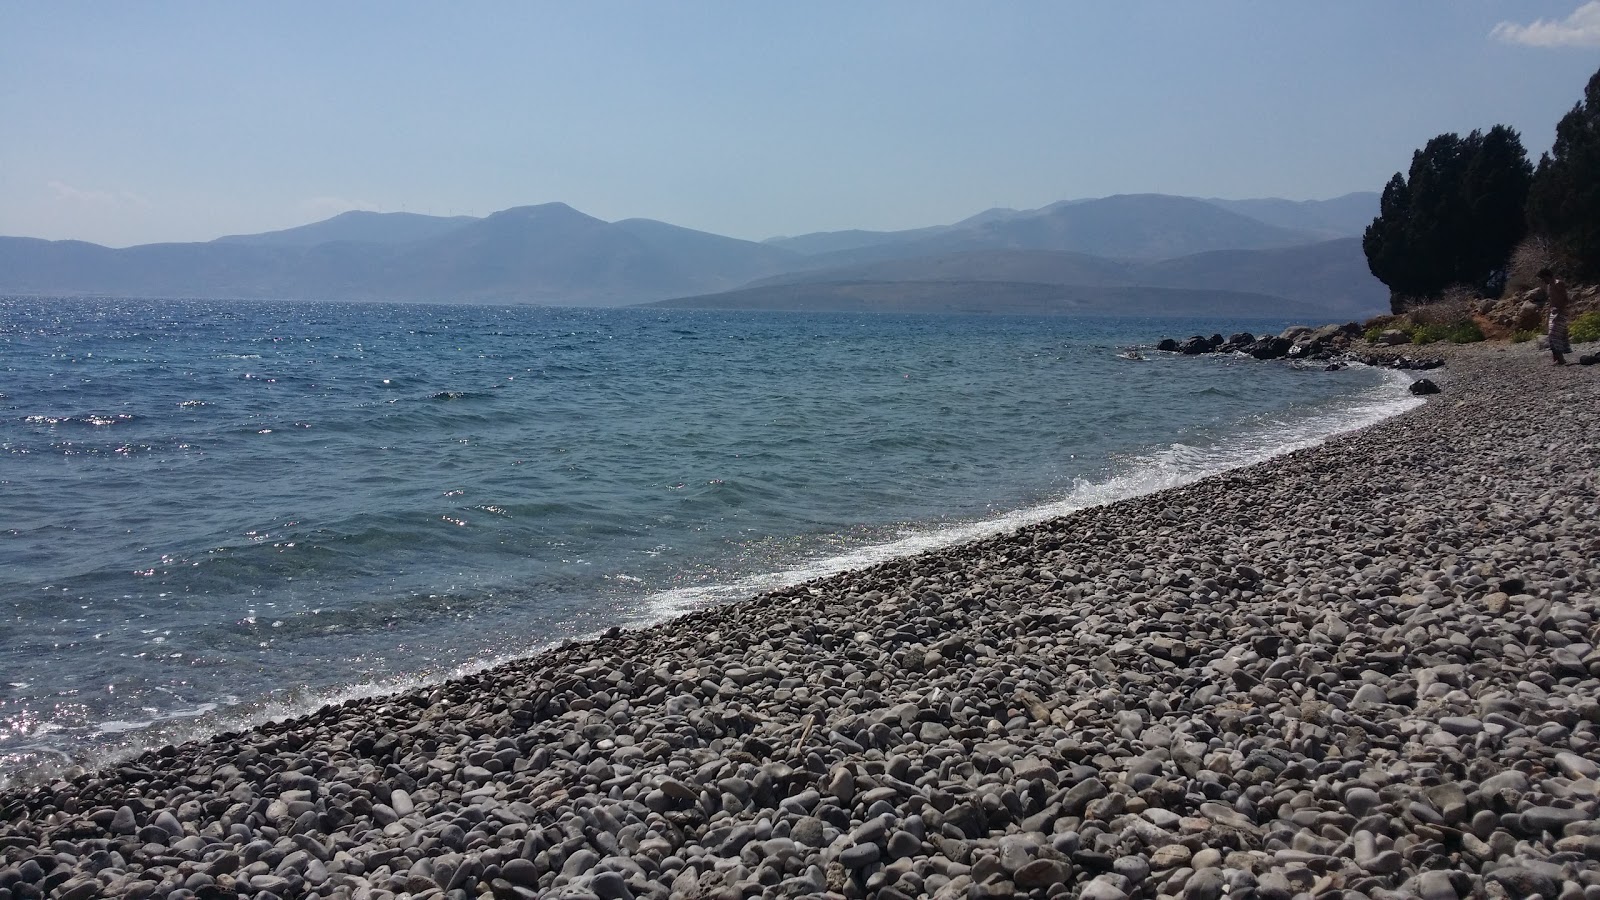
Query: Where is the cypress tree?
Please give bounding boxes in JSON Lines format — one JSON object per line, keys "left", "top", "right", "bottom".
{"left": 1363, "top": 129, "right": 1531, "bottom": 312}
{"left": 1527, "top": 67, "right": 1600, "bottom": 282}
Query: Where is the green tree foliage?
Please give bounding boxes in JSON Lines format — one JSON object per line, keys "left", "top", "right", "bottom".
{"left": 1527, "top": 67, "right": 1600, "bottom": 282}
{"left": 1363, "top": 127, "right": 1533, "bottom": 312}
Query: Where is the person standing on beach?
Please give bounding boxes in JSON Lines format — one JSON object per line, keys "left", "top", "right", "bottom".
{"left": 1538, "top": 268, "right": 1571, "bottom": 366}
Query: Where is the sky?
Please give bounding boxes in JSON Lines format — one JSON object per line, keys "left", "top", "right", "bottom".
{"left": 3, "top": 2, "right": 1598, "bottom": 248}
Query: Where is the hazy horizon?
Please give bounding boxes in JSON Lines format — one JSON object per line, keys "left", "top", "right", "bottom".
{"left": 7, "top": 190, "right": 1384, "bottom": 251}
{"left": 4, "top": 2, "right": 1598, "bottom": 248}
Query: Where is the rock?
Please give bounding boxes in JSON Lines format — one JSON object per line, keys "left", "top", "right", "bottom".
{"left": 660, "top": 778, "right": 698, "bottom": 804}
{"left": 1249, "top": 336, "right": 1293, "bottom": 360}
{"left": 1557, "top": 752, "right": 1600, "bottom": 780}
{"left": 1182, "top": 867, "right": 1226, "bottom": 900}
{"left": 1112, "top": 855, "right": 1150, "bottom": 883}
{"left": 944, "top": 801, "right": 986, "bottom": 838}
{"left": 110, "top": 805, "right": 138, "bottom": 835}
{"left": 389, "top": 789, "right": 414, "bottom": 817}
{"left": 592, "top": 870, "right": 635, "bottom": 900}
{"left": 1345, "top": 786, "right": 1382, "bottom": 815}
{"left": 1410, "top": 378, "right": 1440, "bottom": 395}
{"left": 839, "top": 842, "right": 880, "bottom": 869}
{"left": 1438, "top": 716, "right": 1482, "bottom": 736}
{"left": 887, "top": 830, "right": 920, "bottom": 859}
{"left": 1487, "top": 864, "right": 1559, "bottom": 899}
{"left": 1062, "top": 777, "right": 1108, "bottom": 815}
{"left": 826, "top": 767, "right": 855, "bottom": 805}
{"left": 1079, "top": 876, "right": 1131, "bottom": 900}
{"left": 1150, "top": 844, "right": 1192, "bottom": 869}
{"left": 1480, "top": 770, "right": 1530, "bottom": 795}
{"left": 57, "top": 878, "right": 101, "bottom": 900}
{"left": 1520, "top": 805, "right": 1589, "bottom": 835}
{"left": 1423, "top": 783, "right": 1469, "bottom": 825}
{"left": 1014, "top": 858, "right": 1071, "bottom": 889}
{"left": 1198, "top": 802, "right": 1256, "bottom": 833}
{"left": 500, "top": 859, "right": 539, "bottom": 887}
{"left": 153, "top": 809, "right": 184, "bottom": 839}
{"left": 1352, "top": 684, "right": 1387, "bottom": 707}
{"left": 1516, "top": 300, "right": 1543, "bottom": 330}
{"left": 1365, "top": 850, "right": 1403, "bottom": 874}
{"left": 791, "top": 817, "right": 825, "bottom": 847}
{"left": 1415, "top": 869, "right": 1460, "bottom": 900}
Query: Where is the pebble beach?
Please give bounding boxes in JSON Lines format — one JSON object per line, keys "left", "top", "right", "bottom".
{"left": 2, "top": 342, "right": 1597, "bottom": 900}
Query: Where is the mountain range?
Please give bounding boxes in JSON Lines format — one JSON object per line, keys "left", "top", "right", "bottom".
{"left": 0, "top": 192, "right": 1385, "bottom": 317}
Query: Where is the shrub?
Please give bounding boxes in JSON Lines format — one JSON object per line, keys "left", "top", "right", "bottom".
{"left": 1411, "top": 320, "right": 1485, "bottom": 344}
{"left": 1512, "top": 329, "right": 1540, "bottom": 343}
{"left": 1410, "top": 324, "right": 1443, "bottom": 344}
{"left": 1571, "top": 310, "right": 1600, "bottom": 344}
{"left": 1409, "top": 297, "right": 1475, "bottom": 326}
{"left": 1447, "top": 320, "right": 1486, "bottom": 343}
{"left": 1505, "top": 235, "right": 1568, "bottom": 296}
{"left": 1403, "top": 296, "right": 1485, "bottom": 344}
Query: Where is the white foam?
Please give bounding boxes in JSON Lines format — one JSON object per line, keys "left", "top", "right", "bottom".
{"left": 636, "top": 365, "right": 1422, "bottom": 620}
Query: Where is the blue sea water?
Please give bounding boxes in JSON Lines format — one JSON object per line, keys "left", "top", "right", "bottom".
{"left": 0, "top": 297, "right": 1417, "bottom": 785}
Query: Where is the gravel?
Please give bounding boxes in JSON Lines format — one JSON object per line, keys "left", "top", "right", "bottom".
{"left": 1, "top": 341, "right": 1597, "bottom": 900}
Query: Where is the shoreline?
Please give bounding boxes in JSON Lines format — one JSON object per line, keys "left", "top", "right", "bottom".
{"left": 0, "top": 341, "right": 1415, "bottom": 789}
{"left": 2, "top": 341, "right": 1597, "bottom": 900}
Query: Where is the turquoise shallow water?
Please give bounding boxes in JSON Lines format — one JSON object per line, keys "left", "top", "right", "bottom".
{"left": 0, "top": 298, "right": 1416, "bottom": 784}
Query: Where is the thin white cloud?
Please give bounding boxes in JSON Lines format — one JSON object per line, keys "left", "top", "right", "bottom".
{"left": 1491, "top": 1, "right": 1600, "bottom": 47}
{"left": 48, "top": 180, "right": 117, "bottom": 205}
{"left": 46, "top": 180, "right": 152, "bottom": 208}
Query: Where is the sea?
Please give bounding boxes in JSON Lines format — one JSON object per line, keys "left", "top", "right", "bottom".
{"left": 0, "top": 297, "right": 1419, "bottom": 787}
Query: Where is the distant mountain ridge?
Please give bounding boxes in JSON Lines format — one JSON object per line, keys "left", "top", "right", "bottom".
{"left": 1202, "top": 193, "right": 1379, "bottom": 239}
{"left": 764, "top": 192, "right": 1377, "bottom": 260}
{"left": 729, "top": 238, "right": 1384, "bottom": 316}
{"left": 0, "top": 192, "right": 1383, "bottom": 316}
{"left": 213, "top": 210, "right": 480, "bottom": 247}
{"left": 0, "top": 203, "right": 801, "bottom": 305}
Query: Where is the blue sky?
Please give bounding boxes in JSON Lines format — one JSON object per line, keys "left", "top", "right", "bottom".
{"left": 3, "top": 2, "right": 1598, "bottom": 247}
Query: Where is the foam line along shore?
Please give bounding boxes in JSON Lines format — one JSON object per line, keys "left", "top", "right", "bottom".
{"left": 1, "top": 341, "right": 1597, "bottom": 900}
{"left": 0, "top": 301, "right": 1410, "bottom": 783}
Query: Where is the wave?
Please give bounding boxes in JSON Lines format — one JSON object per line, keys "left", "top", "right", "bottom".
{"left": 20, "top": 413, "right": 138, "bottom": 428}
{"left": 636, "top": 365, "right": 1421, "bottom": 620}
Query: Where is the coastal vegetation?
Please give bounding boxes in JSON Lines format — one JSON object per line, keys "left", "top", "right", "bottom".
{"left": 1364, "top": 65, "right": 1600, "bottom": 313}
{"left": 1528, "top": 68, "right": 1600, "bottom": 284}
{"left": 1571, "top": 309, "right": 1600, "bottom": 344}
{"left": 1403, "top": 296, "right": 1488, "bottom": 345}
{"left": 1362, "top": 294, "right": 1489, "bottom": 347}
{"left": 1362, "top": 127, "right": 1532, "bottom": 306}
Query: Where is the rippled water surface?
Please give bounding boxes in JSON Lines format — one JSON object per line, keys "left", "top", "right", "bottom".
{"left": 0, "top": 297, "right": 1416, "bottom": 784}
